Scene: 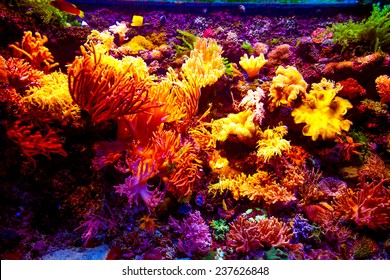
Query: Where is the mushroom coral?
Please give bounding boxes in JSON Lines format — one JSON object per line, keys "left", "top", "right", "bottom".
{"left": 291, "top": 78, "right": 353, "bottom": 141}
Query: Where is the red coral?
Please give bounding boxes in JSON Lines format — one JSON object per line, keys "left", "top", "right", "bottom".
{"left": 338, "top": 78, "right": 366, "bottom": 100}
{"left": 7, "top": 121, "right": 67, "bottom": 166}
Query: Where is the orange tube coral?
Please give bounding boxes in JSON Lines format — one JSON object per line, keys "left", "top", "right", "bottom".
{"left": 68, "top": 44, "right": 159, "bottom": 123}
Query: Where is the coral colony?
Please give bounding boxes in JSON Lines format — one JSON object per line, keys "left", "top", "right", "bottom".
{"left": 1, "top": 0, "right": 390, "bottom": 260}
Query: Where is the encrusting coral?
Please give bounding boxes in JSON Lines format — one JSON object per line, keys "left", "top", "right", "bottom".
{"left": 292, "top": 78, "right": 353, "bottom": 141}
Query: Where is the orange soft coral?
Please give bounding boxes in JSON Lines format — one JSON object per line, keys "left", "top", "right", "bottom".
{"left": 9, "top": 31, "right": 58, "bottom": 73}
{"left": 332, "top": 179, "right": 390, "bottom": 230}
{"left": 239, "top": 53, "right": 267, "bottom": 79}
{"left": 268, "top": 65, "right": 308, "bottom": 109}
{"left": 227, "top": 216, "right": 293, "bottom": 253}
{"left": 375, "top": 74, "right": 390, "bottom": 103}
{"left": 68, "top": 43, "right": 159, "bottom": 123}
{"left": 114, "top": 127, "right": 201, "bottom": 209}
{"left": 292, "top": 78, "right": 353, "bottom": 141}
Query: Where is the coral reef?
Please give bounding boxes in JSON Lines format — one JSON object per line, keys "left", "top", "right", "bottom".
{"left": 1, "top": 2, "right": 390, "bottom": 261}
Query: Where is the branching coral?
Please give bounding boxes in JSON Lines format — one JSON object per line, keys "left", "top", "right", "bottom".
{"left": 208, "top": 170, "right": 296, "bottom": 205}
{"left": 7, "top": 121, "right": 67, "bottom": 166}
{"left": 169, "top": 211, "right": 212, "bottom": 257}
{"left": 227, "top": 216, "right": 293, "bottom": 253}
{"left": 358, "top": 153, "right": 388, "bottom": 180}
{"left": 292, "top": 78, "right": 353, "bottom": 141}
{"left": 332, "top": 178, "right": 390, "bottom": 230}
{"left": 238, "top": 87, "right": 266, "bottom": 125}
{"left": 375, "top": 74, "right": 390, "bottom": 103}
{"left": 256, "top": 125, "right": 291, "bottom": 163}
{"left": 22, "top": 72, "right": 81, "bottom": 124}
{"left": 68, "top": 43, "right": 159, "bottom": 123}
{"left": 268, "top": 65, "right": 308, "bottom": 109}
{"left": 239, "top": 53, "right": 267, "bottom": 79}
{"left": 9, "top": 31, "right": 58, "bottom": 73}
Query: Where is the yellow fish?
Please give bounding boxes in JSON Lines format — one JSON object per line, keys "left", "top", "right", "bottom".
{"left": 131, "top": 15, "right": 143, "bottom": 27}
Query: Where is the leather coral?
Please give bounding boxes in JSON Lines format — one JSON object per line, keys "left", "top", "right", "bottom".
{"left": 292, "top": 78, "right": 352, "bottom": 141}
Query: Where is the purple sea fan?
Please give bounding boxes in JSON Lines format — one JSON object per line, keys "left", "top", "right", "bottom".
{"left": 169, "top": 211, "right": 212, "bottom": 257}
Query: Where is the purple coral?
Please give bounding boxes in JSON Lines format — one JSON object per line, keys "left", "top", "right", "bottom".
{"left": 291, "top": 214, "right": 313, "bottom": 244}
{"left": 168, "top": 211, "right": 212, "bottom": 257}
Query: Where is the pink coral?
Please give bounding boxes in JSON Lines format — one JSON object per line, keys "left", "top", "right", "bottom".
{"left": 169, "top": 211, "right": 212, "bottom": 257}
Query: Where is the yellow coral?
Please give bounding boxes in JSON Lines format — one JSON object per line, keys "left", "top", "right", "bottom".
{"left": 239, "top": 53, "right": 267, "bottom": 79}
{"left": 181, "top": 38, "right": 225, "bottom": 88}
{"left": 86, "top": 30, "right": 115, "bottom": 54}
{"left": 121, "top": 35, "right": 155, "bottom": 54}
{"left": 208, "top": 170, "right": 296, "bottom": 204}
{"left": 211, "top": 110, "right": 257, "bottom": 142}
{"left": 269, "top": 65, "right": 308, "bottom": 109}
{"left": 256, "top": 125, "right": 290, "bottom": 162}
{"left": 292, "top": 78, "right": 352, "bottom": 141}
{"left": 22, "top": 71, "right": 81, "bottom": 123}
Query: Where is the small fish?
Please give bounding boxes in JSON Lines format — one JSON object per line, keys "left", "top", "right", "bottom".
{"left": 131, "top": 15, "right": 144, "bottom": 27}
{"left": 49, "top": 0, "right": 84, "bottom": 18}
